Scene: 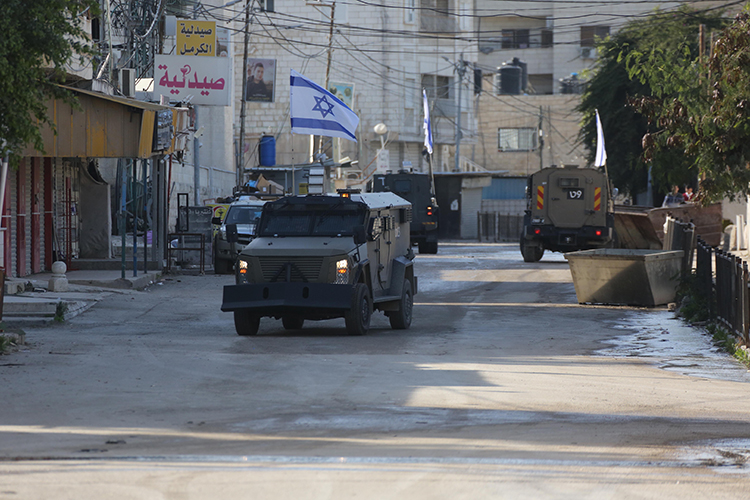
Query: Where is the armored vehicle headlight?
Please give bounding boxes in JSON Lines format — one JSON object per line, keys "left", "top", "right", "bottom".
{"left": 333, "top": 258, "right": 349, "bottom": 284}
{"left": 238, "top": 259, "right": 249, "bottom": 274}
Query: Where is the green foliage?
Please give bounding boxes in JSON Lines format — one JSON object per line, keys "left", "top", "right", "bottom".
{"left": 0, "top": 335, "right": 11, "bottom": 354}
{"left": 0, "top": 0, "right": 99, "bottom": 165}
{"left": 578, "top": 7, "right": 727, "bottom": 202}
{"left": 54, "top": 301, "right": 68, "bottom": 323}
{"left": 626, "top": 9, "right": 750, "bottom": 203}
{"left": 676, "top": 272, "right": 712, "bottom": 323}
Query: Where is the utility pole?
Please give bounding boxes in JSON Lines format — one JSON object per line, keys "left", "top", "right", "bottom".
{"left": 538, "top": 106, "right": 544, "bottom": 170}
{"left": 193, "top": 5, "right": 201, "bottom": 205}
{"left": 238, "top": 0, "right": 253, "bottom": 188}
{"left": 453, "top": 54, "right": 468, "bottom": 172}
{"left": 309, "top": 0, "right": 336, "bottom": 159}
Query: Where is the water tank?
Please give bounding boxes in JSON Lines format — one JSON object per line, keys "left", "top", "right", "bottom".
{"left": 259, "top": 135, "right": 276, "bottom": 167}
{"left": 499, "top": 64, "right": 522, "bottom": 95}
{"left": 511, "top": 57, "right": 528, "bottom": 91}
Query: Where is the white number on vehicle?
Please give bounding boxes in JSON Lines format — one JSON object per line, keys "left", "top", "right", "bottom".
{"left": 567, "top": 189, "right": 584, "bottom": 200}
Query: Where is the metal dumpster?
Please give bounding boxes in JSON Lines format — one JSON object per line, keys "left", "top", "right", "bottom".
{"left": 564, "top": 249, "right": 683, "bottom": 306}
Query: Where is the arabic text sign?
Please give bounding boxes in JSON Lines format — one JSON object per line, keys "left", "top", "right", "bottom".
{"left": 176, "top": 20, "right": 216, "bottom": 56}
{"left": 154, "top": 55, "right": 231, "bottom": 106}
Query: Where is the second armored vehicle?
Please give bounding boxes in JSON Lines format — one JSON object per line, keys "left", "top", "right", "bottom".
{"left": 371, "top": 171, "right": 439, "bottom": 254}
{"left": 520, "top": 165, "right": 614, "bottom": 262}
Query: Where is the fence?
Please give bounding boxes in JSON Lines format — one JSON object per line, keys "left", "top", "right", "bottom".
{"left": 695, "top": 236, "right": 750, "bottom": 344}
{"left": 663, "top": 216, "right": 697, "bottom": 277}
{"left": 477, "top": 212, "right": 524, "bottom": 242}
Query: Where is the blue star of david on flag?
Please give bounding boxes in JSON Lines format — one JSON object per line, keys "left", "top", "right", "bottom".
{"left": 312, "top": 95, "right": 335, "bottom": 118}
{"left": 290, "top": 69, "right": 359, "bottom": 142}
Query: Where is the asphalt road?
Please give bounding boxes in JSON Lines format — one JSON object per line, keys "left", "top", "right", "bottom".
{"left": 2, "top": 242, "right": 750, "bottom": 499}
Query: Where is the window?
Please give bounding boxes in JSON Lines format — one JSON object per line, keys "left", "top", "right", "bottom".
{"left": 502, "top": 29, "right": 530, "bottom": 49}
{"left": 423, "top": 74, "right": 454, "bottom": 116}
{"left": 259, "top": 0, "right": 274, "bottom": 12}
{"left": 420, "top": 0, "right": 454, "bottom": 32}
{"left": 435, "top": 0, "right": 449, "bottom": 15}
{"left": 404, "top": 78, "right": 416, "bottom": 127}
{"left": 580, "top": 26, "right": 609, "bottom": 47}
{"left": 541, "top": 29, "right": 553, "bottom": 48}
{"left": 498, "top": 128, "right": 537, "bottom": 152}
{"left": 421, "top": 74, "right": 452, "bottom": 100}
{"left": 459, "top": 1, "right": 470, "bottom": 31}
{"left": 405, "top": 0, "right": 415, "bottom": 23}
{"left": 334, "top": 1, "right": 348, "bottom": 23}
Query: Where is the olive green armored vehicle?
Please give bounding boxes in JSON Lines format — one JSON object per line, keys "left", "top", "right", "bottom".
{"left": 520, "top": 165, "right": 614, "bottom": 262}
{"left": 220, "top": 191, "right": 417, "bottom": 336}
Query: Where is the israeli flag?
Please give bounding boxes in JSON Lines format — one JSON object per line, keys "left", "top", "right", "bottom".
{"left": 290, "top": 70, "right": 359, "bottom": 142}
{"left": 423, "top": 89, "right": 433, "bottom": 155}
{"left": 594, "top": 109, "right": 607, "bottom": 167}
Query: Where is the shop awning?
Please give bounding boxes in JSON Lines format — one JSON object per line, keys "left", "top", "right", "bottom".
{"left": 23, "top": 86, "right": 187, "bottom": 159}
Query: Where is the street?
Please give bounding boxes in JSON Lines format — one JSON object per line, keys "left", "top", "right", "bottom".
{"left": 2, "top": 242, "right": 750, "bottom": 499}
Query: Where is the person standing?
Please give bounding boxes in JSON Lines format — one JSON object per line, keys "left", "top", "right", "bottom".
{"left": 683, "top": 186, "right": 695, "bottom": 202}
{"left": 662, "top": 185, "right": 683, "bottom": 207}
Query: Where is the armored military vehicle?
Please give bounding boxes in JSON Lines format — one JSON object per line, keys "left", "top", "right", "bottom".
{"left": 371, "top": 171, "right": 439, "bottom": 254}
{"left": 520, "top": 165, "right": 614, "bottom": 262}
{"left": 220, "top": 191, "right": 417, "bottom": 336}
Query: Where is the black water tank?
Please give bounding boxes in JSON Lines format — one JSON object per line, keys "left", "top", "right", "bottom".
{"left": 499, "top": 64, "right": 522, "bottom": 95}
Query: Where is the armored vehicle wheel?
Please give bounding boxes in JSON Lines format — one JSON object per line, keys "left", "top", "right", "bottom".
{"left": 214, "top": 255, "right": 231, "bottom": 274}
{"left": 282, "top": 316, "right": 304, "bottom": 330}
{"left": 345, "top": 284, "right": 372, "bottom": 336}
{"left": 521, "top": 241, "right": 544, "bottom": 262}
{"left": 389, "top": 279, "right": 413, "bottom": 330}
{"left": 234, "top": 309, "right": 260, "bottom": 336}
{"left": 419, "top": 240, "right": 438, "bottom": 254}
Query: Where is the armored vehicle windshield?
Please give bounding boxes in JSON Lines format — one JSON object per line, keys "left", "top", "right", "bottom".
{"left": 258, "top": 197, "right": 367, "bottom": 237}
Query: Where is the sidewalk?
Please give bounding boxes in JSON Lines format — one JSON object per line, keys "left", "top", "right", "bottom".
{"left": 2, "top": 269, "right": 162, "bottom": 326}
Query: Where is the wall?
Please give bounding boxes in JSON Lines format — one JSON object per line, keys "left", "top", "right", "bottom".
{"left": 475, "top": 92, "right": 586, "bottom": 176}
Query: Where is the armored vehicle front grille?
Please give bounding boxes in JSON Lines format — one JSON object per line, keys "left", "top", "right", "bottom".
{"left": 258, "top": 256, "right": 325, "bottom": 282}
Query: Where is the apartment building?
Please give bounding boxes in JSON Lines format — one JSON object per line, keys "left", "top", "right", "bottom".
{"left": 473, "top": 0, "right": 711, "bottom": 178}
{"left": 220, "top": 0, "right": 478, "bottom": 184}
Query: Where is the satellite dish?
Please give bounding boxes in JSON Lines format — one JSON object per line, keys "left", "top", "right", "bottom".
{"left": 374, "top": 123, "right": 388, "bottom": 135}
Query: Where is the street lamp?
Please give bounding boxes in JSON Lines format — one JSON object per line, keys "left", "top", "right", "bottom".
{"left": 374, "top": 123, "right": 390, "bottom": 174}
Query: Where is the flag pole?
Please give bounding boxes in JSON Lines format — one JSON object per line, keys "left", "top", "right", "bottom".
{"left": 595, "top": 109, "right": 612, "bottom": 206}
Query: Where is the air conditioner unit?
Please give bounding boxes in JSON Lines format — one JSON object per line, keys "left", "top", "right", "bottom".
{"left": 580, "top": 47, "right": 597, "bottom": 60}
{"left": 119, "top": 68, "right": 136, "bottom": 97}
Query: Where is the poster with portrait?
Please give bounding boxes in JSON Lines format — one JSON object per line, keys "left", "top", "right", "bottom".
{"left": 244, "top": 58, "right": 276, "bottom": 102}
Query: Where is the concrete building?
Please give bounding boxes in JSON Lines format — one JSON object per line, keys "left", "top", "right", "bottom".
{"left": 221, "top": 0, "right": 480, "bottom": 188}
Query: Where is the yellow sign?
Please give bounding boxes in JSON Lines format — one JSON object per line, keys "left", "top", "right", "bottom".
{"left": 206, "top": 203, "right": 229, "bottom": 235}
{"left": 176, "top": 20, "right": 216, "bottom": 57}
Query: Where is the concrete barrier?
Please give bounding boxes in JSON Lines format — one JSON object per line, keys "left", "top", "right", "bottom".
{"left": 565, "top": 249, "right": 683, "bottom": 306}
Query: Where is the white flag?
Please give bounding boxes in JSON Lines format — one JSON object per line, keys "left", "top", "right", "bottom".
{"left": 594, "top": 109, "right": 607, "bottom": 167}
{"left": 423, "top": 89, "right": 433, "bottom": 155}
{"left": 290, "top": 70, "right": 359, "bottom": 142}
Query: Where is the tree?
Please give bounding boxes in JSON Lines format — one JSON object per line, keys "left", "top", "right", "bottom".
{"left": 628, "top": 10, "right": 750, "bottom": 203}
{"left": 577, "top": 7, "right": 726, "bottom": 204}
{"left": 0, "top": 0, "right": 98, "bottom": 164}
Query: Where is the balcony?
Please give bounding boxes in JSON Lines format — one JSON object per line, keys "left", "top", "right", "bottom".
{"left": 420, "top": 12, "right": 456, "bottom": 33}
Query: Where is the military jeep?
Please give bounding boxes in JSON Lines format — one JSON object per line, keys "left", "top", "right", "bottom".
{"left": 220, "top": 191, "right": 417, "bottom": 336}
